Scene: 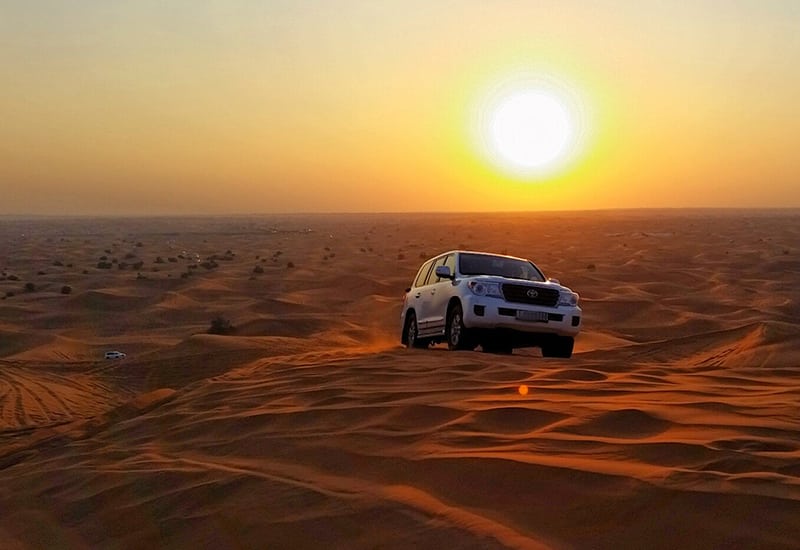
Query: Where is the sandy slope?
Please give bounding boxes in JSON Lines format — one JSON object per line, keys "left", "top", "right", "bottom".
{"left": 0, "top": 210, "right": 799, "bottom": 548}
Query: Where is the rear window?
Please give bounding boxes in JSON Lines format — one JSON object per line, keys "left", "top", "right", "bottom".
{"left": 459, "top": 253, "right": 545, "bottom": 282}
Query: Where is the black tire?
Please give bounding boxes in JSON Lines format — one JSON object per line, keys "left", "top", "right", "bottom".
{"left": 541, "top": 335, "right": 574, "bottom": 358}
{"left": 405, "top": 311, "right": 426, "bottom": 349}
{"left": 446, "top": 302, "right": 474, "bottom": 351}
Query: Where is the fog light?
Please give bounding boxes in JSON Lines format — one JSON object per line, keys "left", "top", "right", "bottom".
{"left": 571, "top": 316, "right": 581, "bottom": 327}
{"left": 474, "top": 305, "right": 485, "bottom": 316}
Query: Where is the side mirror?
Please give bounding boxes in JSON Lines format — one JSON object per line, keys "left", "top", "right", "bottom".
{"left": 548, "top": 277, "right": 560, "bottom": 285}
{"left": 435, "top": 265, "right": 454, "bottom": 280}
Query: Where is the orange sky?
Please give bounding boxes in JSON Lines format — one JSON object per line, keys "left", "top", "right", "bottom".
{"left": 1, "top": 2, "right": 799, "bottom": 215}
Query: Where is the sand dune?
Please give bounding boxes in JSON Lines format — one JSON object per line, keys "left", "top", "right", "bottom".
{"left": 1, "top": 210, "right": 799, "bottom": 548}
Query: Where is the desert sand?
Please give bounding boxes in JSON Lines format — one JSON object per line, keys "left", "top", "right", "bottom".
{"left": 1, "top": 210, "right": 799, "bottom": 549}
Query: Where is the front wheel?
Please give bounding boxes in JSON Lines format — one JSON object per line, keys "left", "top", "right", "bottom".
{"left": 446, "top": 303, "right": 474, "bottom": 351}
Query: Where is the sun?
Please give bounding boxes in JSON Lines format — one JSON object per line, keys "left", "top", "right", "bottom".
{"left": 474, "top": 74, "right": 587, "bottom": 179}
{"left": 490, "top": 91, "right": 572, "bottom": 171}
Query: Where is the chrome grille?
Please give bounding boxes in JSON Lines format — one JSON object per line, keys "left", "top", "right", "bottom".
{"left": 501, "top": 284, "right": 559, "bottom": 307}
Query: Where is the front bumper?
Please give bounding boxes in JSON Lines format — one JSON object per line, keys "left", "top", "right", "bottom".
{"left": 460, "top": 294, "right": 582, "bottom": 337}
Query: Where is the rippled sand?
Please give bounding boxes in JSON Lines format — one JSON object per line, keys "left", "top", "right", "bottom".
{"left": 1, "top": 210, "right": 798, "bottom": 548}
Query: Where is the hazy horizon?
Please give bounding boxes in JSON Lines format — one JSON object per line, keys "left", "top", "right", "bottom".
{"left": 3, "top": 1, "right": 799, "bottom": 215}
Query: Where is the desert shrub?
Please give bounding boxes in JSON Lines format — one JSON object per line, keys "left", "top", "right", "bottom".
{"left": 287, "top": 261, "right": 295, "bottom": 268}
{"left": 24, "top": 282, "right": 35, "bottom": 292}
{"left": 61, "top": 285, "right": 72, "bottom": 294}
{"left": 124, "top": 252, "right": 136, "bottom": 259}
{"left": 136, "top": 272, "right": 147, "bottom": 280}
{"left": 4, "top": 291, "right": 14, "bottom": 298}
{"left": 67, "top": 263, "right": 73, "bottom": 268}
{"left": 52, "top": 260, "right": 64, "bottom": 266}
{"left": 253, "top": 265, "right": 264, "bottom": 274}
{"left": 180, "top": 271, "right": 191, "bottom": 279}
{"left": 168, "top": 257, "right": 177, "bottom": 263}
{"left": 97, "top": 261, "right": 113, "bottom": 269}
{"left": 201, "top": 260, "right": 218, "bottom": 270}
{"left": 135, "top": 242, "right": 143, "bottom": 247}
{"left": 132, "top": 261, "right": 144, "bottom": 269}
{"left": 155, "top": 256, "right": 165, "bottom": 264}
{"left": 397, "top": 253, "right": 405, "bottom": 260}
{"left": 118, "top": 262, "right": 128, "bottom": 270}
{"left": 208, "top": 316, "right": 234, "bottom": 335}
{"left": 82, "top": 269, "right": 89, "bottom": 275}
{"left": 37, "top": 270, "right": 46, "bottom": 275}
{"left": 100, "top": 255, "right": 108, "bottom": 261}
{"left": 586, "top": 263, "right": 597, "bottom": 271}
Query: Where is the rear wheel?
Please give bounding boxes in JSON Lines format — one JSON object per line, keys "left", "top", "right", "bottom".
{"left": 541, "top": 335, "right": 574, "bottom": 358}
{"left": 405, "top": 312, "right": 427, "bottom": 349}
{"left": 446, "top": 303, "right": 474, "bottom": 351}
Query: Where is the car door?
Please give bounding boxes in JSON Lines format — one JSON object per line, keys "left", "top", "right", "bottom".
{"left": 415, "top": 257, "right": 444, "bottom": 335}
{"left": 426, "top": 254, "right": 456, "bottom": 336}
{"left": 408, "top": 259, "right": 435, "bottom": 332}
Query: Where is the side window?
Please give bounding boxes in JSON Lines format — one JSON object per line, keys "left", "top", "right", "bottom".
{"left": 442, "top": 254, "right": 456, "bottom": 279}
{"left": 425, "top": 256, "right": 448, "bottom": 285}
{"left": 414, "top": 260, "right": 434, "bottom": 288}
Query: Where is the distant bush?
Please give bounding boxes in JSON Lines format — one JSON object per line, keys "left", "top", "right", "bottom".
{"left": 132, "top": 261, "right": 144, "bottom": 270}
{"left": 61, "top": 285, "right": 72, "bottom": 294}
{"left": 397, "top": 253, "right": 405, "bottom": 260}
{"left": 208, "top": 316, "right": 234, "bottom": 335}
{"left": 4, "top": 291, "right": 14, "bottom": 299}
{"left": 155, "top": 256, "right": 165, "bottom": 264}
{"left": 586, "top": 263, "right": 597, "bottom": 271}
{"left": 287, "top": 261, "right": 295, "bottom": 268}
{"left": 97, "top": 261, "right": 113, "bottom": 269}
{"left": 124, "top": 252, "right": 136, "bottom": 259}
{"left": 37, "top": 270, "right": 46, "bottom": 275}
{"left": 168, "top": 257, "right": 178, "bottom": 263}
{"left": 52, "top": 260, "right": 64, "bottom": 266}
{"left": 253, "top": 265, "right": 264, "bottom": 274}
{"left": 24, "top": 282, "right": 36, "bottom": 292}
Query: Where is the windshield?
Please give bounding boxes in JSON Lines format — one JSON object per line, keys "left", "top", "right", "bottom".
{"left": 459, "top": 253, "right": 545, "bottom": 282}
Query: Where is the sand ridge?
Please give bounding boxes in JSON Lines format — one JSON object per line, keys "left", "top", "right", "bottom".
{"left": 0, "top": 210, "right": 799, "bottom": 548}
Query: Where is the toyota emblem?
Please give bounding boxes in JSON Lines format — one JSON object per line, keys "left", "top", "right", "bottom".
{"left": 526, "top": 288, "right": 538, "bottom": 298}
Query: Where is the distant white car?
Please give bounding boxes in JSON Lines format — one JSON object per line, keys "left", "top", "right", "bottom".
{"left": 401, "top": 250, "right": 581, "bottom": 358}
{"left": 104, "top": 351, "right": 126, "bottom": 360}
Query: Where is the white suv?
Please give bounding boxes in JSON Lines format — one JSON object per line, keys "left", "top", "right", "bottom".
{"left": 401, "top": 251, "right": 581, "bottom": 358}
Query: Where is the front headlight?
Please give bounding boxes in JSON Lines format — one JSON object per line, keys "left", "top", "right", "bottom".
{"left": 558, "top": 291, "right": 579, "bottom": 307}
{"left": 467, "top": 280, "right": 503, "bottom": 298}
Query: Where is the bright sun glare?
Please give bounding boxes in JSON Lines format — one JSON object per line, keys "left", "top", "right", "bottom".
{"left": 475, "top": 74, "right": 587, "bottom": 179}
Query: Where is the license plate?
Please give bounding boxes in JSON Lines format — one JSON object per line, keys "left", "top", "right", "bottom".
{"left": 516, "top": 310, "right": 548, "bottom": 322}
